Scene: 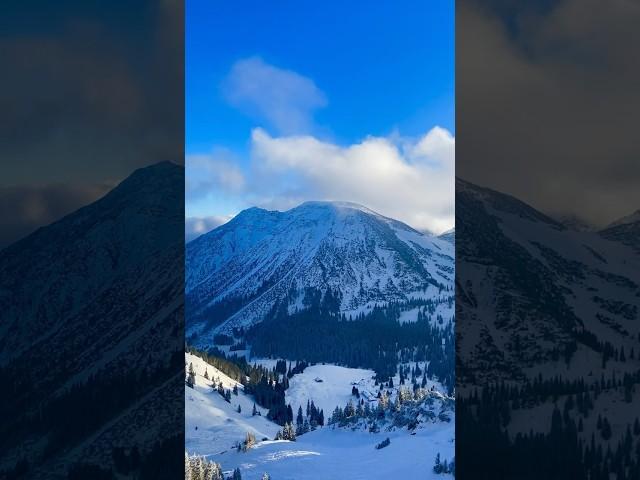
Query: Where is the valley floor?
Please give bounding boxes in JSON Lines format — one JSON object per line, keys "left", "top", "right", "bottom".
{"left": 185, "top": 353, "right": 454, "bottom": 479}
{"left": 206, "top": 424, "right": 454, "bottom": 480}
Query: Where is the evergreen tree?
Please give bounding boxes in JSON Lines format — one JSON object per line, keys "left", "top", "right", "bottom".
{"left": 187, "top": 363, "right": 197, "bottom": 388}
{"left": 433, "top": 453, "right": 443, "bottom": 474}
{"left": 296, "top": 405, "right": 304, "bottom": 426}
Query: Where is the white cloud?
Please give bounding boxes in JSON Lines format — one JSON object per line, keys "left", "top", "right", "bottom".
{"left": 221, "top": 57, "right": 327, "bottom": 135}
{"left": 185, "top": 152, "right": 246, "bottom": 201}
{"left": 248, "top": 127, "right": 455, "bottom": 234}
{"left": 191, "top": 60, "right": 454, "bottom": 234}
{"left": 185, "top": 215, "right": 233, "bottom": 242}
{"left": 410, "top": 126, "right": 455, "bottom": 168}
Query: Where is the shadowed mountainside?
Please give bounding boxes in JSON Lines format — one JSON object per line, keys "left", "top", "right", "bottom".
{"left": 0, "top": 162, "right": 184, "bottom": 479}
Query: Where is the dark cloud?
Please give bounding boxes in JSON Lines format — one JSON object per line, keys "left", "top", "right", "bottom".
{"left": 1, "top": 0, "right": 183, "bottom": 247}
{"left": 0, "top": 183, "right": 112, "bottom": 248}
{"left": 457, "top": 0, "right": 640, "bottom": 227}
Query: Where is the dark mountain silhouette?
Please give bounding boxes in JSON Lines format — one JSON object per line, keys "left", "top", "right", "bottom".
{"left": 0, "top": 162, "right": 184, "bottom": 479}
{"left": 456, "top": 178, "right": 640, "bottom": 479}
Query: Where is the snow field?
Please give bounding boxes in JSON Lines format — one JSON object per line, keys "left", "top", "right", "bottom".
{"left": 186, "top": 354, "right": 455, "bottom": 479}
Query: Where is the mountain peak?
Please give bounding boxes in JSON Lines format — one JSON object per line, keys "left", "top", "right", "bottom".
{"left": 607, "top": 209, "right": 640, "bottom": 228}
{"left": 114, "top": 160, "right": 183, "bottom": 189}
{"left": 186, "top": 199, "right": 454, "bottom": 339}
{"left": 438, "top": 228, "right": 455, "bottom": 244}
{"left": 298, "top": 200, "right": 367, "bottom": 209}
{"left": 456, "top": 177, "right": 563, "bottom": 228}
{"left": 294, "top": 200, "right": 382, "bottom": 217}
{"left": 230, "top": 201, "right": 388, "bottom": 226}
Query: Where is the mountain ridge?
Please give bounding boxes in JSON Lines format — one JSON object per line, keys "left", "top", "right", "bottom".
{"left": 186, "top": 201, "right": 454, "bottom": 343}
{"left": 0, "top": 161, "right": 184, "bottom": 476}
{"left": 456, "top": 177, "right": 639, "bottom": 384}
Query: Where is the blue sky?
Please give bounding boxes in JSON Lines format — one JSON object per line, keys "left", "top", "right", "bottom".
{"left": 186, "top": 0, "right": 455, "bottom": 239}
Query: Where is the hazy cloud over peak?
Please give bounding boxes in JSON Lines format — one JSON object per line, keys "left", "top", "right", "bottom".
{"left": 247, "top": 127, "right": 454, "bottom": 234}
{"left": 222, "top": 57, "right": 327, "bottom": 135}
{"left": 0, "top": 182, "right": 112, "bottom": 248}
{"left": 185, "top": 215, "right": 233, "bottom": 242}
{"left": 186, "top": 152, "right": 246, "bottom": 202}
{"left": 1, "top": 0, "right": 183, "bottom": 248}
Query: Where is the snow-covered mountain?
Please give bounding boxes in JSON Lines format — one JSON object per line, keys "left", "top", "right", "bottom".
{"left": 0, "top": 162, "right": 184, "bottom": 477}
{"left": 456, "top": 178, "right": 640, "bottom": 476}
{"left": 606, "top": 209, "right": 640, "bottom": 228}
{"left": 185, "top": 352, "right": 279, "bottom": 456}
{"left": 438, "top": 228, "right": 455, "bottom": 244}
{"left": 457, "top": 178, "right": 639, "bottom": 384}
{"left": 186, "top": 201, "right": 454, "bottom": 341}
{"left": 600, "top": 210, "right": 640, "bottom": 253}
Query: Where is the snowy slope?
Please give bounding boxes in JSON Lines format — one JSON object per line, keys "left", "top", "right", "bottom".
{"left": 185, "top": 354, "right": 454, "bottom": 479}
{"left": 0, "top": 162, "right": 184, "bottom": 476}
{"left": 457, "top": 178, "right": 640, "bottom": 384}
{"left": 186, "top": 201, "right": 454, "bottom": 342}
{"left": 285, "top": 364, "right": 375, "bottom": 418}
{"left": 438, "top": 227, "right": 455, "bottom": 244}
{"left": 456, "top": 178, "right": 640, "bottom": 451}
{"left": 282, "top": 362, "right": 446, "bottom": 421}
{"left": 606, "top": 209, "right": 640, "bottom": 228}
{"left": 185, "top": 353, "right": 280, "bottom": 455}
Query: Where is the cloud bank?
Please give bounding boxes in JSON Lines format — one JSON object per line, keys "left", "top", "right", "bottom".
{"left": 458, "top": 0, "right": 640, "bottom": 226}
{"left": 249, "top": 127, "right": 454, "bottom": 234}
{"left": 0, "top": 183, "right": 112, "bottom": 249}
{"left": 187, "top": 126, "right": 455, "bottom": 236}
{"left": 186, "top": 152, "right": 245, "bottom": 201}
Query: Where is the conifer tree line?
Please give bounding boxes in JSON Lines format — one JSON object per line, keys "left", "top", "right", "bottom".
{"left": 186, "top": 346, "right": 247, "bottom": 383}
{"left": 433, "top": 453, "right": 455, "bottom": 475}
{"left": 457, "top": 369, "right": 640, "bottom": 479}
{"left": 0, "top": 350, "right": 183, "bottom": 479}
{"left": 188, "top": 283, "right": 455, "bottom": 392}
{"left": 328, "top": 385, "right": 452, "bottom": 431}
{"left": 185, "top": 452, "right": 272, "bottom": 480}
{"left": 293, "top": 400, "right": 325, "bottom": 436}
{"left": 244, "top": 293, "right": 454, "bottom": 388}
{"left": 375, "top": 437, "right": 390, "bottom": 449}
{"left": 11, "top": 435, "right": 184, "bottom": 480}
{"left": 186, "top": 347, "right": 309, "bottom": 426}
{"left": 185, "top": 452, "right": 224, "bottom": 480}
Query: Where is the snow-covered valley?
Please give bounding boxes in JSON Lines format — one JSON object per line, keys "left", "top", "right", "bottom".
{"left": 185, "top": 353, "right": 454, "bottom": 479}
